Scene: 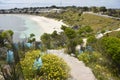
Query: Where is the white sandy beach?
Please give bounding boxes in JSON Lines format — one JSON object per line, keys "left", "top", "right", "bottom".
{"left": 0, "top": 14, "right": 66, "bottom": 42}
{"left": 27, "top": 15, "right": 66, "bottom": 34}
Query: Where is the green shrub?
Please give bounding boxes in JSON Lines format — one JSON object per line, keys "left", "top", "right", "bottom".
{"left": 100, "top": 37, "right": 120, "bottom": 65}
{"left": 40, "top": 54, "right": 70, "bottom": 80}
{"left": 78, "top": 52, "right": 90, "bottom": 64}
{"left": 78, "top": 52, "right": 120, "bottom": 80}
{"left": 78, "top": 52, "right": 100, "bottom": 65}
{"left": 20, "top": 50, "right": 40, "bottom": 79}
{"left": 20, "top": 50, "right": 70, "bottom": 80}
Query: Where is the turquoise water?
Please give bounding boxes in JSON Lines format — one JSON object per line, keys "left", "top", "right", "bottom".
{"left": 0, "top": 14, "right": 43, "bottom": 42}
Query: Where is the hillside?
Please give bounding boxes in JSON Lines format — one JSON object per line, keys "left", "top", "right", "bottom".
{"left": 80, "top": 13, "right": 120, "bottom": 32}
{"left": 41, "top": 11, "right": 120, "bottom": 33}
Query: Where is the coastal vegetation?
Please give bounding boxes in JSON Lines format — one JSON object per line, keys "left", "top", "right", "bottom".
{"left": 0, "top": 30, "right": 14, "bottom": 62}
{"left": 0, "top": 30, "right": 70, "bottom": 80}
{"left": 20, "top": 50, "right": 70, "bottom": 80}
{"left": 41, "top": 8, "right": 120, "bottom": 33}
{"left": 0, "top": 30, "right": 25, "bottom": 80}
{"left": 0, "top": 30, "right": 14, "bottom": 47}
{"left": 80, "top": 13, "right": 120, "bottom": 32}
{"left": 77, "top": 30, "right": 120, "bottom": 80}
{"left": 40, "top": 25, "right": 120, "bottom": 80}
{"left": 40, "top": 7, "right": 120, "bottom": 80}
{"left": 0, "top": 6, "right": 120, "bottom": 80}
{"left": 78, "top": 52, "right": 120, "bottom": 80}
{"left": 40, "top": 25, "right": 93, "bottom": 54}
{"left": 0, "top": 6, "right": 120, "bottom": 18}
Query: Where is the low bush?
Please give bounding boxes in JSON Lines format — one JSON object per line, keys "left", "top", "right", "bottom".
{"left": 20, "top": 50, "right": 70, "bottom": 80}
{"left": 100, "top": 37, "right": 120, "bottom": 65}
{"left": 40, "top": 54, "right": 70, "bottom": 80}
{"left": 78, "top": 52, "right": 120, "bottom": 80}
{"left": 78, "top": 52, "right": 100, "bottom": 65}
{"left": 20, "top": 50, "right": 40, "bottom": 79}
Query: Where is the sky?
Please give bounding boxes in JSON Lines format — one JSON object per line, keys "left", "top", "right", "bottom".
{"left": 0, "top": 0, "right": 120, "bottom": 9}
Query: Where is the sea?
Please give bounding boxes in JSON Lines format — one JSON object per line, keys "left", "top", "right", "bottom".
{"left": 0, "top": 14, "right": 43, "bottom": 42}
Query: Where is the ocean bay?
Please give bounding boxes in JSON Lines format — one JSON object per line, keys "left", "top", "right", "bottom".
{"left": 0, "top": 14, "right": 43, "bottom": 42}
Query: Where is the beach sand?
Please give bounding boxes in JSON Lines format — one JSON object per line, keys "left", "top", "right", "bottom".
{"left": 1, "top": 14, "right": 67, "bottom": 41}
{"left": 27, "top": 15, "right": 66, "bottom": 34}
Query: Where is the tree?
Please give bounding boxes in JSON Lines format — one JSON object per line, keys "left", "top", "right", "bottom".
{"left": 50, "top": 31, "right": 59, "bottom": 48}
{"left": 51, "top": 30, "right": 58, "bottom": 38}
{"left": 41, "top": 33, "right": 51, "bottom": 49}
{"left": 1, "top": 30, "right": 14, "bottom": 45}
{"left": 99, "top": 6, "right": 107, "bottom": 13}
{"left": 78, "top": 26, "right": 93, "bottom": 37}
{"left": 64, "top": 27, "right": 77, "bottom": 54}
{"left": 77, "top": 38, "right": 83, "bottom": 44}
{"left": 50, "top": 5, "right": 57, "bottom": 8}
{"left": 28, "top": 33, "right": 36, "bottom": 43}
{"left": 59, "top": 32, "right": 67, "bottom": 47}
{"left": 106, "top": 9, "right": 118, "bottom": 17}
{"left": 82, "top": 6, "right": 89, "bottom": 11}
{"left": 84, "top": 26, "right": 93, "bottom": 33}
{"left": 90, "top": 6, "right": 98, "bottom": 13}
{"left": 99, "top": 37, "right": 120, "bottom": 66}
{"left": 64, "top": 27, "right": 76, "bottom": 39}
{"left": 61, "top": 25, "right": 67, "bottom": 31}
{"left": 107, "top": 9, "right": 113, "bottom": 16}
{"left": 0, "top": 30, "right": 4, "bottom": 46}
{"left": 87, "top": 36, "right": 97, "bottom": 45}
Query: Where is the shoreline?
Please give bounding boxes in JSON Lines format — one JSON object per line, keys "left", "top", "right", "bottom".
{"left": 0, "top": 14, "right": 67, "bottom": 42}
{"left": 27, "top": 15, "right": 66, "bottom": 34}
{"left": 3, "top": 14, "right": 66, "bottom": 33}
{"left": 26, "top": 14, "right": 67, "bottom": 41}
{"left": 19, "top": 14, "right": 67, "bottom": 41}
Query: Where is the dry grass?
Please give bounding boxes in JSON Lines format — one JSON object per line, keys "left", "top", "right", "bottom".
{"left": 80, "top": 13, "right": 120, "bottom": 32}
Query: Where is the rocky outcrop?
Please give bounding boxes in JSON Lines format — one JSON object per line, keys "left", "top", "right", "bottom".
{"left": 0, "top": 47, "right": 7, "bottom": 60}
{"left": 0, "top": 72, "right": 4, "bottom": 80}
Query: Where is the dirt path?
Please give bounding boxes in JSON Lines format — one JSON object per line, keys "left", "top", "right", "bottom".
{"left": 47, "top": 49, "right": 96, "bottom": 80}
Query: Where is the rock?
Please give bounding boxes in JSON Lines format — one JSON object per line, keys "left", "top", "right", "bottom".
{"left": 0, "top": 75, "right": 4, "bottom": 80}
{"left": 0, "top": 47, "right": 7, "bottom": 60}
{"left": 71, "top": 53, "right": 75, "bottom": 57}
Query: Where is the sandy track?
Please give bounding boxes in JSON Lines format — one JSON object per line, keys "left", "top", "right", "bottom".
{"left": 47, "top": 49, "right": 97, "bottom": 80}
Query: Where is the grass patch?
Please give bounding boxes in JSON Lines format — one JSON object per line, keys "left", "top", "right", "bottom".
{"left": 80, "top": 13, "right": 120, "bottom": 32}
{"left": 41, "top": 11, "right": 120, "bottom": 33}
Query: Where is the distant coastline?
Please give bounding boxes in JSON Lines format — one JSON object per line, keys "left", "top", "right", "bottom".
{"left": 0, "top": 0, "right": 120, "bottom": 9}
